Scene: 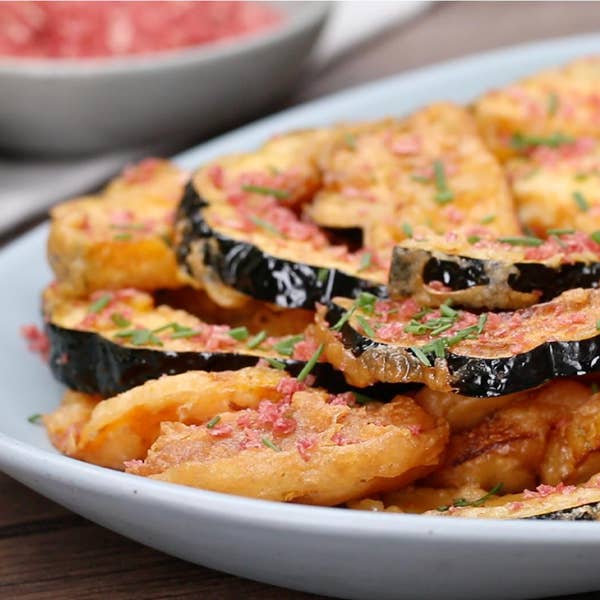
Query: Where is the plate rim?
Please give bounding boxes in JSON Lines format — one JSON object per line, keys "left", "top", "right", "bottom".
{"left": 4, "top": 33, "right": 600, "bottom": 542}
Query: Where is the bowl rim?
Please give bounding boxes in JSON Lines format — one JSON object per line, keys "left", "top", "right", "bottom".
{"left": 0, "top": 1, "right": 330, "bottom": 77}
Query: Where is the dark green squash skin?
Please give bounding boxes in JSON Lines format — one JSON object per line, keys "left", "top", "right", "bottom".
{"left": 46, "top": 321, "right": 409, "bottom": 399}
{"left": 325, "top": 303, "right": 600, "bottom": 398}
{"left": 391, "top": 247, "right": 600, "bottom": 302}
{"left": 176, "top": 182, "right": 387, "bottom": 309}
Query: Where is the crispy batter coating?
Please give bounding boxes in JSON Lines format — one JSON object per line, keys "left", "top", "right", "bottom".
{"left": 506, "top": 140, "right": 600, "bottom": 235}
{"left": 48, "top": 159, "right": 187, "bottom": 296}
{"left": 45, "top": 368, "right": 288, "bottom": 469}
{"left": 311, "top": 103, "right": 521, "bottom": 257}
{"left": 474, "top": 57, "right": 600, "bottom": 161}
{"left": 541, "top": 392, "right": 600, "bottom": 485}
{"left": 126, "top": 385, "right": 448, "bottom": 505}
{"left": 348, "top": 484, "right": 487, "bottom": 514}
{"left": 427, "top": 379, "right": 592, "bottom": 493}
{"left": 425, "top": 474, "right": 600, "bottom": 520}
{"left": 44, "top": 390, "right": 100, "bottom": 456}
{"left": 414, "top": 387, "right": 523, "bottom": 432}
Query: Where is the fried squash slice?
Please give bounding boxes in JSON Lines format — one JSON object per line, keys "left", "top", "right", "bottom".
{"left": 45, "top": 367, "right": 290, "bottom": 469}
{"left": 474, "top": 57, "right": 600, "bottom": 161}
{"left": 351, "top": 476, "right": 600, "bottom": 521}
{"left": 317, "top": 289, "right": 600, "bottom": 397}
{"left": 389, "top": 230, "right": 600, "bottom": 309}
{"left": 48, "top": 158, "right": 187, "bottom": 296}
{"left": 125, "top": 378, "right": 448, "bottom": 505}
{"left": 44, "top": 285, "right": 322, "bottom": 397}
{"left": 505, "top": 139, "right": 600, "bottom": 236}
{"left": 309, "top": 103, "right": 521, "bottom": 255}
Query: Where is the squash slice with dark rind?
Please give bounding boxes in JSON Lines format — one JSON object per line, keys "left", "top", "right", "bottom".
{"left": 44, "top": 286, "right": 406, "bottom": 399}
{"left": 390, "top": 231, "right": 600, "bottom": 309}
{"left": 316, "top": 288, "right": 600, "bottom": 397}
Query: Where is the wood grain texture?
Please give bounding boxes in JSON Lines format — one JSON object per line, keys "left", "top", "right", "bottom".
{"left": 4, "top": 2, "right": 600, "bottom": 598}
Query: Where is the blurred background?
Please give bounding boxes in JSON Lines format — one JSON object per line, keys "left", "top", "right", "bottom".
{"left": 2, "top": 0, "right": 600, "bottom": 246}
{"left": 4, "top": 2, "right": 600, "bottom": 599}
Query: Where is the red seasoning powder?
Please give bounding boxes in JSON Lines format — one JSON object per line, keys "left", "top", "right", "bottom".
{"left": 0, "top": 1, "right": 281, "bottom": 59}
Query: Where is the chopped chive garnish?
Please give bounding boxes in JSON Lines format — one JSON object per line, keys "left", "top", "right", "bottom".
{"left": 262, "top": 437, "right": 282, "bottom": 452}
{"left": 497, "top": 236, "right": 543, "bottom": 247}
{"left": 510, "top": 132, "right": 574, "bottom": 151}
{"left": 437, "top": 482, "right": 504, "bottom": 512}
{"left": 249, "top": 215, "right": 282, "bottom": 236}
{"left": 356, "top": 315, "right": 375, "bottom": 337}
{"left": 151, "top": 322, "right": 179, "bottom": 334}
{"left": 591, "top": 231, "right": 600, "bottom": 245}
{"left": 411, "top": 174, "right": 431, "bottom": 183}
{"left": 317, "top": 267, "right": 329, "bottom": 283}
{"left": 206, "top": 415, "right": 221, "bottom": 429}
{"left": 547, "top": 228, "right": 575, "bottom": 236}
{"left": 353, "top": 392, "right": 375, "bottom": 405}
{"left": 433, "top": 160, "right": 454, "bottom": 204}
{"left": 246, "top": 330, "right": 267, "bottom": 350}
{"left": 344, "top": 132, "right": 356, "bottom": 150}
{"left": 228, "top": 326, "right": 249, "bottom": 341}
{"left": 573, "top": 190, "right": 589, "bottom": 212}
{"left": 131, "top": 329, "right": 161, "bottom": 346}
{"left": 439, "top": 304, "right": 457, "bottom": 319}
{"left": 273, "top": 335, "right": 304, "bottom": 356}
{"left": 410, "top": 346, "right": 431, "bottom": 367}
{"left": 547, "top": 92, "right": 559, "bottom": 117}
{"left": 402, "top": 222, "right": 413, "bottom": 237}
{"left": 28, "top": 413, "right": 42, "bottom": 425}
{"left": 171, "top": 329, "right": 201, "bottom": 339}
{"left": 480, "top": 214, "right": 496, "bottom": 225}
{"left": 89, "top": 294, "right": 111, "bottom": 314}
{"left": 412, "top": 307, "right": 432, "bottom": 320}
{"left": 110, "top": 313, "right": 131, "bottom": 328}
{"left": 331, "top": 305, "right": 356, "bottom": 332}
{"left": 357, "top": 252, "right": 371, "bottom": 272}
{"left": 151, "top": 322, "right": 196, "bottom": 337}
{"left": 356, "top": 292, "right": 377, "bottom": 315}
{"left": 265, "top": 357, "right": 286, "bottom": 370}
{"left": 467, "top": 235, "right": 480, "bottom": 245}
{"left": 297, "top": 343, "right": 324, "bottom": 382}
{"left": 575, "top": 172, "right": 588, "bottom": 181}
{"left": 592, "top": 383, "right": 600, "bottom": 394}
{"left": 597, "top": 319, "right": 600, "bottom": 331}
{"left": 113, "top": 233, "right": 132, "bottom": 241}
{"left": 242, "top": 184, "right": 290, "bottom": 199}
{"left": 114, "top": 328, "right": 163, "bottom": 346}
{"left": 445, "top": 324, "right": 479, "bottom": 346}
{"left": 477, "top": 314, "right": 488, "bottom": 335}
{"left": 160, "top": 233, "right": 173, "bottom": 247}
{"left": 435, "top": 190, "right": 454, "bottom": 204}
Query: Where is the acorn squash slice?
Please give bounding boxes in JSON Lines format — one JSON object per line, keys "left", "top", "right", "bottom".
{"left": 44, "top": 286, "right": 406, "bottom": 398}
{"left": 316, "top": 288, "right": 600, "bottom": 397}
{"left": 389, "top": 231, "right": 600, "bottom": 309}
{"left": 426, "top": 477, "right": 600, "bottom": 520}
{"left": 175, "top": 179, "right": 387, "bottom": 309}
{"left": 48, "top": 159, "right": 187, "bottom": 296}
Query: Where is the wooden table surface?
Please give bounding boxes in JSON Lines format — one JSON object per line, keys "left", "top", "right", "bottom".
{"left": 4, "top": 2, "right": 600, "bottom": 598}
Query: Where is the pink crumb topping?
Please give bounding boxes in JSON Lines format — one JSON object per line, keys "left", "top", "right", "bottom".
{"left": 21, "top": 324, "right": 50, "bottom": 361}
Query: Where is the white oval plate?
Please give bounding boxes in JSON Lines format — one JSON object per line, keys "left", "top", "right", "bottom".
{"left": 3, "top": 35, "right": 600, "bottom": 600}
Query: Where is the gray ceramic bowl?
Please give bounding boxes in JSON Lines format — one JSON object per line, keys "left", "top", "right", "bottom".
{"left": 0, "top": 2, "right": 329, "bottom": 156}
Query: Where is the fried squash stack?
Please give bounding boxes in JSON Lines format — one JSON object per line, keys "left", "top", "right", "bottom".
{"left": 37, "top": 57, "right": 600, "bottom": 519}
